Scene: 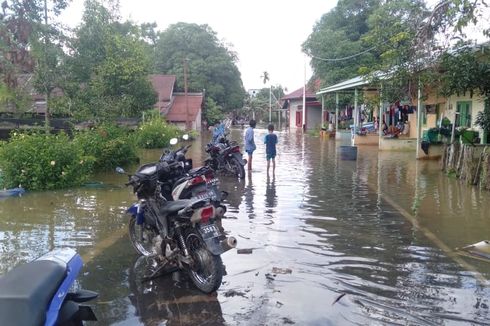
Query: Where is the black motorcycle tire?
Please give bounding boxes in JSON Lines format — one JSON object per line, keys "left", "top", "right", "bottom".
{"left": 185, "top": 231, "right": 223, "bottom": 293}
{"left": 128, "top": 218, "right": 157, "bottom": 256}
{"left": 230, "top": 157, "right": 245, "bottom": 179}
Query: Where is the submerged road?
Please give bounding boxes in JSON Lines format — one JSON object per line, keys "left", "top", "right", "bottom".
{"left": 0, "top": 128, "right": 489, "bottom": 325}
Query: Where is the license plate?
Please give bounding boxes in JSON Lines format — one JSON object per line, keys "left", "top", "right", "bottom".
{"left": 199, "top": 224, "right": 220, "bottom": 239}
{"left": 206, "top": 178, "right": 220, "bottom": 186}
{"left": 195, "top": 190, "right": 214, "bottom": 200}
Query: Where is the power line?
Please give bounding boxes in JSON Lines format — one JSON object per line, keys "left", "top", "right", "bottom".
{"left": 307, "top": 39, "right": 390, "bottom": 62}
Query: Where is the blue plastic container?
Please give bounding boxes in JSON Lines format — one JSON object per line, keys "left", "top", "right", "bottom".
{"left": 339, "top": 145, "right": 358, "bottom": 160}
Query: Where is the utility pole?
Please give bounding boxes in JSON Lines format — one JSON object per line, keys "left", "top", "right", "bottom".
{"left": 302, "top": 56, "right": 306, "bottom": 132}
{"left": 44, "top": 0, "right": 49, "bottom": 133}
{"left": 183, "top": 58, "right": 189, "bottom": 130}
{"left": 269, "top": 85, "right": 272, "bottom": 123}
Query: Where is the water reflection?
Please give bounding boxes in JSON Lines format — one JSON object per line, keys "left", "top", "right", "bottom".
{"left": 126, "top": 256, "right": 225, "bottom": 326}
{"left": 244, "top": 172, "right": 255, "bottom": 219}
{"left": 0, "top": 130, "right": 489, "bottom": 325}
{"left": 265, "top": 174, "right": 277, "bottom": 210}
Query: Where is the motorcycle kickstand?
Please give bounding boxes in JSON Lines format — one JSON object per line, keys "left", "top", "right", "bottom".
{"left": 141, "top": 259, "right": 178, "bottom": 282}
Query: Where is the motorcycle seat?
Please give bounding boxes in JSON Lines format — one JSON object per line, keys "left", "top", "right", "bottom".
{"left": 159, "top": 200, "right": 193, "bottom": 215}
{"left": 189, "top": 167, "right": 205, "bottom": 175}
{"left": 0, "top": 260, "right": 66, "bottom": 326}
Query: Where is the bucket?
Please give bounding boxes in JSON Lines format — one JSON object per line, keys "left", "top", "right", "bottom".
{"left": 339, "top": 145, "right": 358, "bottom": 160}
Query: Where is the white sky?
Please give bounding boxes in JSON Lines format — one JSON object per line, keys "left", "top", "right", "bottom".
{"left": 59, "top": 0, "right": 337, "bottom": 93}
{"left": 58, "top": 1, "right": 489, "bottom": 93}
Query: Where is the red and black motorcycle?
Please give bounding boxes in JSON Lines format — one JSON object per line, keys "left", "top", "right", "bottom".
{"left": 204, "top": 134, "right": 246, "bottom": 179}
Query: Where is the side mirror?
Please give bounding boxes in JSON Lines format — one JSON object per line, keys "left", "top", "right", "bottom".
{"left": 115, "top": 167, "right": 125, "bottom": 174}
{"left": 169, "top": 138, "right": 178, "bottom": 146}
{"left": 182, "top": 134, "right": 189, "bottom": 141}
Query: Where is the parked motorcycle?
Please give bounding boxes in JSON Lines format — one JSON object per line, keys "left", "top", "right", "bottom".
{"left": 205, "top": 132, "right": 247, "bottom": 179}
{"left": 0, "top": 248, "right": 98, "bottom": 326}
{"left": 117, "top": 158, "right": 237, "bottom": 293}
{"left": 157, "top": 136, "right": 228, "bottom": 219}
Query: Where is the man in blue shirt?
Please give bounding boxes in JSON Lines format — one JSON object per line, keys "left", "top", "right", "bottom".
{"left": 244, "top": 119, "right": 256, "bottom": 171}
{"left": 264, "top": 124, "right": 278, "bottom": 175}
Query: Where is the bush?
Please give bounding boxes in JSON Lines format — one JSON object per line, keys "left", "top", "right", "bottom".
{"left": 0, "top": 132, "right": 95, "bottom": 190}
{"left": 73, "top": 123, "right": 139, "bottom": 171}
{"left": 133, "top": 117, "right": 182, "bottom": 149}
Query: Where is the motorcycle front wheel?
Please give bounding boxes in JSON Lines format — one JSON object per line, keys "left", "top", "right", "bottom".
{"left": 128, "top": 218, "right": 158, "bottom": 256}
{"left": 230, "top": 157, "right": 245, "bottom": 179}
{"left": 185, "top": 231, "right": 223, "bottom": 293}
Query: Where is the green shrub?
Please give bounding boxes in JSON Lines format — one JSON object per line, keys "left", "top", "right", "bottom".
{"left": 133, "top": 117, "right": 182, "bottom": 149}
{"left": 0, "top": 132, "right": 95, "bottom": 190}
{"left": 73, "top": 123, "right": 138, "bottom": 171}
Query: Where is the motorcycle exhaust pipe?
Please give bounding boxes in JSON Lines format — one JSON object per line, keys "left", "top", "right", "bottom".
{"left": 216, "top": 205, "right": 227, "bottom": 217}
{"left": 221, "top": 236, "right": 237, "bottom": 251}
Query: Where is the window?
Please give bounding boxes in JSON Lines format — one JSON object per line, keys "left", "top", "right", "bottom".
{"left": 456, "top": 101, "right": 472, "bottom": 128}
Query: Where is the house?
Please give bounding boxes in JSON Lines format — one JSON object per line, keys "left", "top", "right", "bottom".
{"left": 317, "top": 75, "right": 433, "bottom": 155}
{"left": 0, "top": 73, "right": 63, "bottom": 116}
{"left": 149, "top": 74, "right": 203, "bottom": 131}
{"left": 281, "top": 87, "right": 322, "bottom": 130}
{"left": 316, "top": 74, "right": 488, "bottom": 158}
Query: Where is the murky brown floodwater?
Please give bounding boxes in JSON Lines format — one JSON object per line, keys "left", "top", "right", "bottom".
{"left": 0, "top": 128, "right": 489, "bottom": 325}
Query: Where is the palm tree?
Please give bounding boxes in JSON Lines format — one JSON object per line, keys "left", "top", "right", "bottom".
{"left": 261, "top": 71, "right": 269, "bottom": 85}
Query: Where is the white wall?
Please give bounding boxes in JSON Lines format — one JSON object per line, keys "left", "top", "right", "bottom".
{"left": 289, "top": 100, "right": 301, "bottom": 129}
{"left": 443, "top": 93, "right": 486, "bottom": 143}
{"left": 306, "top": 107, "right": 322, "bottom": 130}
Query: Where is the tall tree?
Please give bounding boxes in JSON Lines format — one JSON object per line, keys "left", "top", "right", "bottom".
{"left": 302, "top": 0, "right": 380, "bottom": 87}
{"left": 154, "top": 22, "right": 245, "bottom": 112}
{"left": 64, "top": 0, "right": 156, "bottom": 120}
{"left": 0, "top": 0, "right": 69, "bottom": 115}
{"left": 360, "top": 0, "right": 430, "bottom": 102}
{"left": 261, "top": 71, "right": 269, "bottom": 85}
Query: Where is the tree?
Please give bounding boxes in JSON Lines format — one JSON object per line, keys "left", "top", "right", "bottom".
{"left": 261, "top": 71, "right": 269, "bottom": 85}
{"left": 0, "top": 0, "right": 69, "bottom": 115}
{"left": 203, "top": 97, "right": 224, "bottom": 126}
{"left": 64, "top": 0, "right": 156, "bottom": 120}
{"left": 154, "top": 22, "right": 245, "bottom": 112}
{"left": 360, "top": 0, "right": 430, "bottom": 103}
{"left": 302, "top": 0, "right": 381, "bottom": 86}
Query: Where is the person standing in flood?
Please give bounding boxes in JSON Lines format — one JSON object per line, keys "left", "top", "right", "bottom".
{"left": 244, "top": 119, "right": 256, "bottom": 171}
{"left": 264, "top": 124, "right": 278, "bottom": 175}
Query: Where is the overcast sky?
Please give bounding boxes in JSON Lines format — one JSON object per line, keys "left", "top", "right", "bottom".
{"left": 59, "top": 0, "right": 336, "bottom": 93}
{"left": 59, "top": 1, "right": 489, "bottom": 93}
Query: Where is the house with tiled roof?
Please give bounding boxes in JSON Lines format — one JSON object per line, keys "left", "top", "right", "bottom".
{"left": 281, "top": 86, "right": 322, "bottom": 130}
{"left": 149, "top": 74, "right": 203, "bottom": 130}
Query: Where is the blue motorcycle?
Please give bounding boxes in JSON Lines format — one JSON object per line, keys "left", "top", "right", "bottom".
{"left": 0, "top": 248, "right": 97, "bottom": 326}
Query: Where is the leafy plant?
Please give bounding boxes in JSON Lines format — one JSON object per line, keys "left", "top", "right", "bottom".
{"left": 0, "top": 132, "right": 95, "bottom": 190}
{"left": 73, "top": 123, "right": 138, "bottom": 171}
{"left": 475, "top": 99, "right": 490, "bottom": 134}
{"left": 133, "top": 116, "right": 182, "bottom": 149}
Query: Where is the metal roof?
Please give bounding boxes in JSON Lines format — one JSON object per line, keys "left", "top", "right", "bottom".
{"left": 316, "top": 70, "right": 391, "bottom": 95}
{"left": 316, "top": 76, "right": 371, "bottom": 95}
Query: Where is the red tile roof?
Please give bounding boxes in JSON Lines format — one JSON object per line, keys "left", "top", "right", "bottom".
{"left": 149, "top": 74, "right": 175, "bottom": 101}
{"left": 281, "top": 86, "right": 318, "bottom": 100}
{"left": 149, "top": 74, "right": 176, "bottom": 114}
{"left": 166, "top": 93, "right": 203, "bottom": 122}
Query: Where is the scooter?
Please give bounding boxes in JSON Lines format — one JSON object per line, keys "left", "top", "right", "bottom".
{"left": 0, "top": 248, "right": 98, "bottom": 326}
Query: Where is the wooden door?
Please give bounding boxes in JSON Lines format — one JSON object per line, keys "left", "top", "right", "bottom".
{"left": 296, "top": 111, "right": 302, "bottom": 127}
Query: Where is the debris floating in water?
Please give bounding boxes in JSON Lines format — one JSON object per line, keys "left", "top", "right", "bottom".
{"left": 457, "top": 240, "right": 490, "bottom": 261}
{"left": 272, "top": 267, "right": 292, "bottom": 274}
{"left": 237, "top": 248, "right": 253, "bottom": 254}
{"left": 332, "top": 293, "right": 346, "bottom": 306}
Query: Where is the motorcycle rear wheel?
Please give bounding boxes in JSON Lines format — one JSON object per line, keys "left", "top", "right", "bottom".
{"left": 185, "top": 231, "right": 223, "bottom": 293}
{"left": 128, "top": 218, "right": 157, "bottom": 256}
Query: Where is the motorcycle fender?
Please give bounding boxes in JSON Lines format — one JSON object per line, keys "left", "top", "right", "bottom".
{"left": 231, "top": 152, "right": 246, "bottom": 165}
{"left": 202, "top": 237, "right": 226, "bottom": 255}
{"left": 127, "top": 203, "right": 145, "bottom": 225}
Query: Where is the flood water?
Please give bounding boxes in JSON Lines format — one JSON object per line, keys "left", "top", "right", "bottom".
{"left": 0, "top": 128, "right": 489, "bottom": 325}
